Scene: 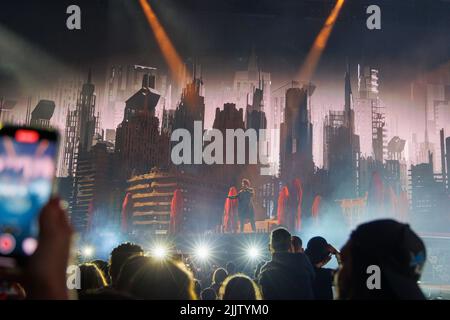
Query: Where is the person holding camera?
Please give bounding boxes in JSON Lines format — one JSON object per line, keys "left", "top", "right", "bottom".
{"left": 305, "top": 236, "right": 340, "bottom": 300}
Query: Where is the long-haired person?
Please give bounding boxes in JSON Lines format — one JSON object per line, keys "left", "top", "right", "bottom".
{"left": 219, "top": 274, "right": 262, "bottom": 300}
{"left": 128, "top": 257, "right": 197, "bottom": 300}
{"left": 208, "top": 267, "right": 228, "bottom": 295}
{"left": 77, "top": 263, "right": 108, "bottom": 297}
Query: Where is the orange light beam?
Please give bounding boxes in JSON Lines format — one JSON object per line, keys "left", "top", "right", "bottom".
{"left": 298, "top": 0, "right": 345, "bottom": 82}
{"left": 139, "top": 0, "right": 187, "bottom": 85}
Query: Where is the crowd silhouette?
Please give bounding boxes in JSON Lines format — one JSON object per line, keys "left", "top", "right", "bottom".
{"left": 0, "top": 198, "right": 428, "bottom": 300}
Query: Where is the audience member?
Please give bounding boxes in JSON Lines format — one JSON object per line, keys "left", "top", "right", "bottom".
{"left": 109, "top": 242, "right": 144, "bottom": 288}
{"left": 305, "top": 236, "right": 339, "bottom": 300}
{"left": 194, "top": 280, "right": 202, "bottom": 298}
{"left": 200, "top": 287, "right": 217, "bottom": 300}
{"left": 336, "top": 219, "right": 426, "bottom": 300}
{"left": 128, "top": 257, "right": 197, "bottom": 300}
{"left": 91, "top": 259, "right": 111, "bottom": 285}
{"left": 219, "top": 274, "right": 262, "bottom": 300}
{"left": 291, "top": 236, "right": 304, "bottom": 253}
{"left": 258, "top": 227, "right": 315, "bottom": 299}
{"left": 115, "top": 255, "right": 149, "bottom": 292}
{"left": 209, "top": 268, "right": 228, "bottom": 295}
{"left": 77, "top": 263, "right": 107, "bottom": 294}
{"left": 0, "top": 198, "right": 430, "bottom": 302}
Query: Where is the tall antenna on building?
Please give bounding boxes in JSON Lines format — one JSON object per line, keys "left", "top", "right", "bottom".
{"left": 193, "top": 60, "right": 196, "bottom": 81}
{"left": 25, "top": 96, "right": 32, "bottom": 125}
{"left": 344, "top": 60, "right": 352, "bottom": 113}
{"left": 440, "top": 128, "right": 447, "bottom": 191}
{"left": 87, "top": 68, "right": 92, "bottom": 84}
{"left": 424, "top": 97, "right": 429, "bottom": 150}
{"left": 258, "top": 68, "right": 262, "bottom": 90}
{"left": 0, "top": 96, "right": 3, "bottom": 121}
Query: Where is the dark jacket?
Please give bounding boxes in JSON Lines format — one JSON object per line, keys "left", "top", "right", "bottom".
{"left": 258, "top": 252, "right": 315, "bottom": 300}
{"left": 312, "top": 267, "right": 334, "bottom": 300}
{"left": 229, "top": 187, "right": 254, "bottom": 219}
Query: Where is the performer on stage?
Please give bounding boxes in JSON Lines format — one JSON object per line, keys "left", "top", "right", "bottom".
{"left": 227, "top": 179, "right": 256, "bottom": 232}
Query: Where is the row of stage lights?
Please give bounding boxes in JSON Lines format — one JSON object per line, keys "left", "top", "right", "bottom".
{"left": 80, "top": 242, "right": 264, "bottom": 262}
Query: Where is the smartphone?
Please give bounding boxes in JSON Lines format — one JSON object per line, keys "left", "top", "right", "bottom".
{"left": 0, "top": 125, "right": 59, "bottom": 268}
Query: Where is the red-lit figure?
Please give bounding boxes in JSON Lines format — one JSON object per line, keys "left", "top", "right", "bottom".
{"left": 223, "top": 186, "right": 239, "bottom": 233}
{"left": 311, "top": 195, "right": 321, "bottom": 225}
{"left": 277, "top": 178, "right": 304, "bottom": 232}
{"left": 292, "top": 178, "right": 303, "bottom": 232}
{"left": 277, "top": 186, "right": 289, "bottom": 226}
{"left": 121, "top": 192, "right": 133, "bottom": 233}
{"left": 169, "top": 188, "right": 184, "bottom": 235}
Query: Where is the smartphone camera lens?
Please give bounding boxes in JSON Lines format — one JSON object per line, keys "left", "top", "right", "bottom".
{"left": 0, "top": 233, "right": 16, "bottom": 255}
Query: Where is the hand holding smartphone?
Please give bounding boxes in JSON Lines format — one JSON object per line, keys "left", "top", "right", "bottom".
{"left": 0, "top": 125, "right": 59, "bottom": 269}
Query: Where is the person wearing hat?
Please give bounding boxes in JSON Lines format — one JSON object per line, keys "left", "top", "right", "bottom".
{"left": 336, "top": 219, "right": 427, "bottom": 300}
{"left": 305, "top": 236, "right": 340, "bottom": 300}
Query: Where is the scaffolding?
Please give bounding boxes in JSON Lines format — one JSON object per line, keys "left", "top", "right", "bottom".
{"left": 372, "top": 100, "right": 387, "bottom": 163}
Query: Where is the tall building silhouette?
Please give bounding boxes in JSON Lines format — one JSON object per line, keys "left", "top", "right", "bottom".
{"left": 212, "top": 102, "right": 245, "bottom": 186}
{"left": 409, "top": 153, "right": 448, "bottom": 230}
{"left": 172, "top": 76, "right": 205, "bottom": 170}
{"left": 355, "top": 65, "right": 385, "bottom": 160}
{"left": 233, "top": 48, "right": 271, "bottom": 111}
{"left": 324, "top": 67, "right": 360, "bottom": 199}
{"left": 233, "top": 49, "right": 275, "bottom": 173}
{"left": 115, "top": 74, "right": 168, "bottom": 181}
{"left": 246, "top": 85, "right": 267, "bottom": 135}
{"left": 279, "top": 85, "right": 314, "bottom": 184}
{"left": 66, "top": 71, "right": 109, "bottom": 232}
{"left": 103, "top": 64, "right": 158, "bottom": 130}
{"left": 173, "top": 77, "right": 205, "bottom": 135}
{"left": 63, "top": 70, "right": 99, "bottom": 177}
{"left": 70, "top": 142, "right": 114, "bottom": 232}
{"left": 37, "top": 75, "right": 83, "bottom": 131}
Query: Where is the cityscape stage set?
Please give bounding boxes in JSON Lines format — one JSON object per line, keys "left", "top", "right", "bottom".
{"left": 1, "top": 0, "right": 450, "bottom": 293}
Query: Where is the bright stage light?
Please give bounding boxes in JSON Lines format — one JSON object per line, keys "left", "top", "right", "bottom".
{"left": 194, "top": 244, "right": 211, "bottom": 261}
{"left": 151, "top": 244, "right": 168, "bottom": 259}
{"left": 297, "top": 0, "right": 346, "bottom": 82}
{"left": 139, "top": 0, "right": 187, "bottom": 85}
{"left": 247, "top": 246, "right": 261, "bottom": 260}
{"left": 82, "top": 245, "right": 95, "bottom": 258}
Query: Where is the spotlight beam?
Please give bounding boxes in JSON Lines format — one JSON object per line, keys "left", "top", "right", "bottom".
{"left": 298, "top": 0, "right": 345, "bottom": 82}
{"left": 139, "top": 0, "right": 187, "bottom": 85}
